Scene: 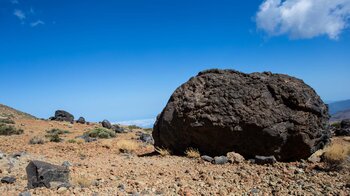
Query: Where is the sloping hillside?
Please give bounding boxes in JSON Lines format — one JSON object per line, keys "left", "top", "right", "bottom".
{"left": 328, "top": 99, "right": 350, "bottom": 115}
{"left": 0, "top": 104, "right": 36, "bottom": 120}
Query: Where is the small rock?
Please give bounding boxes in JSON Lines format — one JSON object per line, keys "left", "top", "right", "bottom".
{"left": 227, "top": 152, "right": 245, "bottom": 163}
{"left": 213, "top": 156, "right": 229, "bottom": 165}
{"left": 0, "top": 152, "right": 5, "bottom": 159}
{"left": 19, "top": 192, "right": 31, "bottom": 196}
{"left": 57, "top": 187, "right": 67, "bottom": 194}
{"left": 118, "top": 184, "right": 125, "bottom": 191}
{"left": 254, "top": 155, "right": 277, "bottom": 165}
{"left": 112, "top": 124, "right": 126, "bottom": 133}
{"left": 1, "top": 176, "right": 16, "bottom": 184}
{"left": 62, "top": 161, "right": 72, "bottom": 168}
{"left": 139, "top": 133, "right": 154, "bottom": 144}
{"left": 294, "top": 168, "right": 305, "bottom": 174}
{"left": 201, "top": 155, "right": 214, "bottom": 162}
{"left": 12, "top": 152, "right": 26, "bottom": 159}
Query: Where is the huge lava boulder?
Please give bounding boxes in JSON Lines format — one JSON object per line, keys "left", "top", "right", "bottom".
{"left": 50, "top": 110, "right": 74, "bottom": 123}
{"left": 153, "top": 69, "right": 330, "bottom": 161}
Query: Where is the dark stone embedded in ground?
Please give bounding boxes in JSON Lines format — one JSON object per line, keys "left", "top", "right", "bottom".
{"left": 113, "top": 124, "right": 126, "bottom": 133}
{"left": 254, "top": 155, "right": 277, "bottom": 165}
{"left": 26, "top": 160, "right": 70, "bottom": 189}
{"left": 153, "top": 69, "right": 330, "bottom": 161}
{"left": 334, "top": 119, "right": 350, "bottom": 136}
{"left": 76, "top": 117, "right": 86, "bottom": 124}
{"left": 102, "top": 120, "right": 112, "bottom": 129}
{"left": 50, "top": 110, "right": 74, "bottom": 123}
{"left": 139, "top": 133, "right": 154, "bottom": 144}
{"left": 201, "top": 155, "right": 214, "bottom": 162}
{"left": 213, "top": 156, "right": 229, "bottom": 165}
{"left": 1, "top": 176, "right": 16, "bottom": 184}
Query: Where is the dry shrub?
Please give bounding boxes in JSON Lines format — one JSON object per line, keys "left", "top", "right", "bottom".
{"left": 322, "top": 143, "right": 350, "bottom": 170}
{"left": 29, "top": 136, "right": 45, "bottom": 144}
{"left": 71, "top": 175, "right": 93, "bottom": 188}
{"left": 76, "top": 138, "right": 85, "bottom": 144}
{"left": 185, "top": 148, "right": 200, "bottom": 158}
{"left": 116, "top": 139, "right": 139, "bottom": 153}
{"left": 155, "top": 147, "right": 171, "bottom": 157}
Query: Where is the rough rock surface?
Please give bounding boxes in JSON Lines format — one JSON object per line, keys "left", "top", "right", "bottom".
{"left": 50, "top": 110, "right": 74, "bottom": 123}
{"left": 102, "top": 120, "right": 112, "bottom": 129}
{"left": 26, "top": 160, "right": 70, "bottom": 189}
{"left": 334, "top": 119, "right": 350, "bottom": 136}
{"left": 153, "top": 69, "right": 330, "bottom": 161}
{"left": 76, "top": 117, "right": 86, "bottom": 124}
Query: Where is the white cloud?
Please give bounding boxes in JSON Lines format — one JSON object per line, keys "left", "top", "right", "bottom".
{"left": 256, "top": 0, "right": 350, "bottom": 39}
{"left": 13, "top": 9, "right": 25, "bottom": 20}
{"left": 115, "top": 118, "right": 156, "bottom": 128}
{"left": 30, "top": 20, "right": 45, "bottom": 27}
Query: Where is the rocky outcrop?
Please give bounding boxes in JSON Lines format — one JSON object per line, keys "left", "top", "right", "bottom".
{"left": 153, "top": 69, "right": 330, "bottom": 161}
{"left": 26, "top": 160, "right": 70, "bottom": 189}
{"left": 50, "top": 110, "right": 74, "bottom": 123}
{"left": 102, "top": 120, "right": 112, "bottom": 129}
{"left": 334, "top": 119, "right": 350, "bottom": 136}
{"left": 76, "top": 117, "right": 86, "bottom": 124}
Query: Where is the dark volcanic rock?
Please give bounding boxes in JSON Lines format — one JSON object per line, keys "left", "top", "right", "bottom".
{"left": 112, "top": 124, "right": 126, "bottom": 133}
{"left": 102, "top": 120, "right": 112, "bottom": 129}
{"left": 334, "top": 119, "right": 350, "bottom": 136}
{"left": 139, "top": 133, "right": 154, "bottom": 144}
{"left": 341, "top": 119, "right": 350, "bottom": 128}
{"left": 213, "top": 156, "right": 229, "bottom": 165}
{"left": 254, "top": 155, "right": 277, "bottom": 165}
{"left": 50, "top": 110, "right": 74, "bottom": 123}
{"left": 76, "top": 117, "right": 86, "bottom": 124}
{"left": 153, "top": 69, "right": 330, "bottom": 161}
{"left": 201, "top": 155, "right": 214, "bottom": 162}
{"left": 26, "top": 160, "right": 70, "bottom": 189}
{"left": 1, "top": 176, "right": 16, "bottom": 184}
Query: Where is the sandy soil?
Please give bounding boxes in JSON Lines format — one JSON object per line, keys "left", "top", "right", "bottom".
{"left": 0, "top": 118, "right": 349, "bottom": 196}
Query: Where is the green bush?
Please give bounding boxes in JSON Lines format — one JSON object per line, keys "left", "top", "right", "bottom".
{"left": 330, "top": 122, "right": 341, "bottom": 129}
{"left": 0, "top": 124, "right": 23, "bottom": 135}
{"left": 48, "top": 133, "right": 62, "bottom": 142}
{"left": 128, "top": 125, "right": 142, "bottom": 130}
{"left": 0, "top": 118, "right": 15, "bottom": 124}
{"left": 67, "top": 139, "right": 77, "bottom": 143}
{"left": 46, "top": 128, "right": 70, "bottom": 135}
{"left": 86, "top": 128, "right": 116, "bottom": 139}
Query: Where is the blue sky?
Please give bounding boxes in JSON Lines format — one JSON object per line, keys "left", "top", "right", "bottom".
{"left": 0, "top": 0, "right": 350, "bottom": 126}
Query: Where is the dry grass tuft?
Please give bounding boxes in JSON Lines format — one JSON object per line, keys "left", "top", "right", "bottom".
{"left": 71, "top": 175, "right": 93, "bottom": 188}
{"left": 155, "top": 147, "right": 171, "bottom": 157}
{"left": 29, "top": 136, "right": 45, "bottom": 144}
{"left": 322, "top": 143, "right": 350, "bottom": 170}
{"left": 76, "top": 138, "right": 85, "bottom": 144}
{"left": 185, "top": 148, "right": 200, "bottom": 158}
{"left": 116, "top": 139, "right": 139, "bottom": 153}
{"left": 100, "top": 139, "right": 113, "bottom": 149}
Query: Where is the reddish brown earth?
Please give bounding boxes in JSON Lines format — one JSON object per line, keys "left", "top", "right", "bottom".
{"left": 0, "top": 116, "right": 349, "bottom": 195}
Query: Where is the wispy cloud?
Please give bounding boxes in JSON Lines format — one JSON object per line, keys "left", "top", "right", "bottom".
{"left": 30, "top": 20, "right": 45, "bottom": 27}
{"left": 13, "top": 9, "right": 25, "bottom": 21}
{"left": 11, "top": 0, "right": 19, "bottom": 4}
{"left": 115, "top": 118, "right": 156, "bottom": 128}
{"left": 256, "top": 0, "right": 350, "bottom": 40}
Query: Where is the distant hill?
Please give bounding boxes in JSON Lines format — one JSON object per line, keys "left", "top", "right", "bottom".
{"left": 330, "top": 109, "right": 350, "bottom": 122}
{"left": 0, "top": 104, "right": 36, "bottom": 120}
{"left": 328, "top": 99, "right": 350, "bottom": 115}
